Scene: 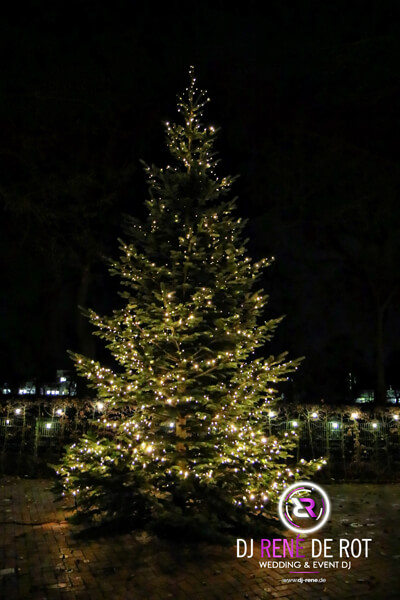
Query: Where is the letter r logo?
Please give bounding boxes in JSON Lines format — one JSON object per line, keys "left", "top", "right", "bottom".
{"left": 291, "top": 497, "right": 317, "bottom": 518}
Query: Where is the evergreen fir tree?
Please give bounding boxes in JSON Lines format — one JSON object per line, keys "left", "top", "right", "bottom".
{"left": 57, "top": 69, "right": 324, "bottom": 536}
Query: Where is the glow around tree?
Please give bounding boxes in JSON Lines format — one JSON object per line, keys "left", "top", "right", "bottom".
{"left": 57, "top": 69, "right": 324, "bottom": 535}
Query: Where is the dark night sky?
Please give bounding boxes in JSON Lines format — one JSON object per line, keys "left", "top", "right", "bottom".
{"left": 1, "top": 1, "right": 400, "bottom": 401}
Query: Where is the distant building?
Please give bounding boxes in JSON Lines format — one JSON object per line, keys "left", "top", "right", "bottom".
{"left": 355, "top": 388, "right": 399, "bottom": 404}
{"left": 1, "top": 370, "right": 77, "bottom": 397}
{"left": 40, "top": 370, "right": 77, "bottom": 397}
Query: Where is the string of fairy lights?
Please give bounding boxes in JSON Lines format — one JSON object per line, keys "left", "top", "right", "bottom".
{"left": 53, "top": 398, "right": 399, "bottom": 506}
{"left": 3, "top": 403, "right": 398, "bottom": 440}
{"left": 5, "top": 403, "right": 398, "bottom": 422}
{"left": 53, "top": 69, "right": 393, "bottom": 522}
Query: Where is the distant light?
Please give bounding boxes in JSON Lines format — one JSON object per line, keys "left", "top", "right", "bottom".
{"left": 46, "top": 423, "right": 52, "bottom": 429}
{"left": 15, "top": 408, "right": 21, "bottom": 415}
{"left": 394, "top": 415, "right": 399, "bottom": 421}
{"left": 60, "top": 377, "right": 67, "bottom": 383}
{"left": 351, "top": 412, "right": 358, "bottom": 419}
{"left": 56, "top": 409, "right": 63, "bottom": 415}
{"left": 269, "top": 410, "right": 275, "bottom": 418}
{"left": 372, "top": 422, "right": 378, "bottom": 429}
{"left": 97, "top": 402, "right": 104, "bottom": 411}
{"left": 292, "top": 421, "right": 298, "bottom": 427}
{"left": 169, "top": 422, "right": 174, "bottom": 428}
{"left": 311, "top": 412, "right": 318, "bottom": 418}
{"left": 332, "top": 422, "right": 339, "bottom": 429}
{"left": 6, "top": 419, "right": 10, "bottom": 425}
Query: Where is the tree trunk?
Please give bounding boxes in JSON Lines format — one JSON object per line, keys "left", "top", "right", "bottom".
{"left": 176, "top": 416, "right": 187, "bottom": 455}
{"left": 76, "top": 263, "right": 95, "bottom": 357}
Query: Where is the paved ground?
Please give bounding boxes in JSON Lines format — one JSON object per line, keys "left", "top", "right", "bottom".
{"left": 1, "top": 477, "right": 399, "bottom": 599}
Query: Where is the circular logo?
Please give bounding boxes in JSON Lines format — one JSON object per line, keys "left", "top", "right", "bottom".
{"left": 278, "top": 481, "right": 330, "bottom": 534}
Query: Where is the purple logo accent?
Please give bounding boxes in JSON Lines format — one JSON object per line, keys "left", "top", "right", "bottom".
{"left": 300, "top": 498, "right": 317, "bottom": 518}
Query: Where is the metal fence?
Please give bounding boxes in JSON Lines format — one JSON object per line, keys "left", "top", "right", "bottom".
{"left": 0, "top": 399, "right": 399, "bottom": 478}
{"left": 266, "top": 407, "right": 400, "bottom": 478}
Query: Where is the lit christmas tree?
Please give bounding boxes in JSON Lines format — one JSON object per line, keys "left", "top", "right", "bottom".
{"left": 57, "top": 69, "right": 324, "bottom": 536}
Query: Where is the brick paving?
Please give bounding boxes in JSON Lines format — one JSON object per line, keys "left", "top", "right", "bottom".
{"left": 1, "top": 478, "right": 400, "bottom": 599}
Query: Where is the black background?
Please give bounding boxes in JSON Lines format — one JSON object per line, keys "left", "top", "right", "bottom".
{"left": 1, "top": 1, "right": 400, "bottom": 402}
